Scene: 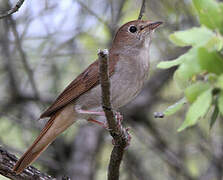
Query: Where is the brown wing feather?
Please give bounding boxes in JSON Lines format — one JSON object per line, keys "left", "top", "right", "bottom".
{"left": 40, "top": 55, "right": 118, "bottom": 118}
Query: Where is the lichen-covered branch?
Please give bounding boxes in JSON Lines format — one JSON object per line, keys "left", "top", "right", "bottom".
{"left": 98, "top": 49, "right": 129, "bottom": 180}
{"left": 0, "top": 0, "right": 25, "bottom": 19}
{"left": 0, "top": 146, "right": 54, "bottom": 180}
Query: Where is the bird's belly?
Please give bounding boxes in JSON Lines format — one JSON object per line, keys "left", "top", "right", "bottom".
{"left": 75, "top": 75, "right": 145, "bottom": 112}
{"left": 110, "top": 72, "right": 146, "bottom": 109}
{"left": 75, "top": 63, "right": 148, "bottom": 111}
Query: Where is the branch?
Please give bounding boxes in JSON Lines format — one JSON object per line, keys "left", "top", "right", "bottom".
{"left": 0, "top": 0, "right": 25, "bottom": 19}
{"left": 0, "top": 146, "right": 54, "bottom": 180}
{"left": 98, "top": 49, "right": 129, "bottom": 180}
{"left": 138, "top": 0, "right": 146, "bottom": 20}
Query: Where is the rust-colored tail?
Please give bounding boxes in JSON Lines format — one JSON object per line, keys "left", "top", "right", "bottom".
{"left": 13, "top": 108, "right": 76, "bottom": 174}
{"left": 13, "top": 115, "right": 57, "bottom": 174}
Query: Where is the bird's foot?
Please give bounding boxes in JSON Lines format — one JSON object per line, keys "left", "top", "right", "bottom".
{"left": 124, "top": 127, "right": 131, "bottom": 148}
{"left": 111, "top": 127, "right": 131, "bottom": 148}
{"left": 113, "top": 111, "right": 123, "bottom": 132}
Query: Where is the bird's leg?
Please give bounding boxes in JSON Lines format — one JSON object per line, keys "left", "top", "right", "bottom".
{"left": 76, "top": 107, "right": 122, "bottom": 122}
{"left": 87, "top": 111, "right": 131, "bottom": 147}
{"left": 87, "top": 117, "right": 108, "bottom": 129}
{"left": 75, "top": 107, "right": 105, "bottom": 116}
{"left": 76, "top": 106, "right": 124, "bottom": 132}
{"left": 75, "top": 107, "right": 109, "bottom": 127}
{"left": 86, "top": 111, "right": 123, "bottom": 130}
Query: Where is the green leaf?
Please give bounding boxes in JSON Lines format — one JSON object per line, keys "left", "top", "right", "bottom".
{"left": 185, "top": 82, "right": 211, "bottom": 103}
{"left": 169, "top": 27, "right": 214, "bottom": 47}
{"left": 178, "top": 88, "right": 212, "bottom": 132}
{"left": 173, "top": 48, "right": 202, "bottom": 89}
{"left": 158, "top": 31, "right": 223, "bottom": 70}
{"left": 218, "top": 91, "right": 223, "bottom": 115}
{"left": 157, "top": 48, "right": 195, "bottom": 69}
{"left": 204, "top": 35, "right": 223, "bottom": 51}
{"left": 207, "top": 74, "right": 218, "bottom": 83}
{"left": 163, "top": 98, "right": 186, "bottom": 116}
{"left": 193, "top": 0, "right": 223, "bottom": 33}
{"left": 157, "top": 57, "right": 185, "bottom": 69}
{"left": 216, "top": 74, "right": 223, "bottom": 89}
{"left": 198, "top": 48, "right": 223, "bottom": 74}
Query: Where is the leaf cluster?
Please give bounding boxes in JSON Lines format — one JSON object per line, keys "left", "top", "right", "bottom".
{"left": 157, "top": 0, "right": 223, "bottom": 131}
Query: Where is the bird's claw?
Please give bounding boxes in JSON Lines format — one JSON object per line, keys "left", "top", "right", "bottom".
{"left": 124, "top": 127, "right": 131, "bottom": 148}
{"left": 111, "top": 127, "right": 131, "bottom": 148}
{"left": 115, "top": 112, "right": 123, "bottom": 131}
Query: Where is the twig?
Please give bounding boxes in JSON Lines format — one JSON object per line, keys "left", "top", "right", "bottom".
{"left": 98, "top": 49, "right": 116, "bottom": 131}
{"left": 0, "top": 146, "right": 55, "bottom": 180}
{"left": 0, "top": 19, "right": 20, "bottom": 98}
{"left": 98, "top": 49, "right": 129, "bottom": 180}
{"left": 138, "top": 0, "right": 146, "bottom": 20}
{"left": 8, "top": 17, "right": 40, "bottom": 99}
{"left": 0, "top": 0, "right": 25, "bottom": 19}
{"left": 76, "top": 0, "right": 111, "bottom": 30}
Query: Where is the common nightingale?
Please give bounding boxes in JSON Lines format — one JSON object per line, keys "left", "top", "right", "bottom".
{"left": 13, "top": 19, "right": 162, "bottom": 174}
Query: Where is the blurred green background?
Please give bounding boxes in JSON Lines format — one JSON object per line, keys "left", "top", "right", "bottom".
{"left": 1, "top": 0, "right": 223, "bottom": 179}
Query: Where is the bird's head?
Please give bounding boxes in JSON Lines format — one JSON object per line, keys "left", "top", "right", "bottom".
{"left": 111, "top": 20, "right": 163, "bottom": 51}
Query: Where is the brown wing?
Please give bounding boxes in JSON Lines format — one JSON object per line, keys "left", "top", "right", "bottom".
{"left": 40, "top": 56, "right": 118, "bottom": 118}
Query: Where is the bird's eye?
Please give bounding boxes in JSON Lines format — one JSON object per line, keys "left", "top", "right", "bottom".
{"left": 129, "top": 25, "right": 137, "bottom": 33}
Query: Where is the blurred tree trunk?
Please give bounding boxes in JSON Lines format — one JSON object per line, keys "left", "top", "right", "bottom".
{"left": 68, "top": 125, "right": 104, "bottom": 180}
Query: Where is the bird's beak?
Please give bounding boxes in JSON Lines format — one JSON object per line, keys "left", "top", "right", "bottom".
{"left": 141, "top": 21, "right": 163, "bottom": 31}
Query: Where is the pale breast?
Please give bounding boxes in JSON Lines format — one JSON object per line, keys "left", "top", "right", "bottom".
{"left": 75, "top": 48, "right": 149, "bottom": 111}
{"left": 110, "top": 52, "right": 149, "bottom": 109}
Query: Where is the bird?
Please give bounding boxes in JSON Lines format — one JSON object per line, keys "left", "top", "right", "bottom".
{"left": 13, "top": 19, "right": 162, "bottom": 174}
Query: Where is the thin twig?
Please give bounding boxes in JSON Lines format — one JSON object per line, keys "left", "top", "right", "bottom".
{"left": 98, "top": 49, "right": 117, "bottom": 131}
{"left": 76, "top": 0, "right": 111, "bottom": 30}
{"left": 138, "top": 0, "right": 146, "bottom": 20}
{"left": 98, "top": 49, "right": 129, "bottom": 180}
{"left": 0, "top": 19, "right": 20, "bottom": 98}
{"left": 0, "top": 0, "right": 25, "bottom": 19}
